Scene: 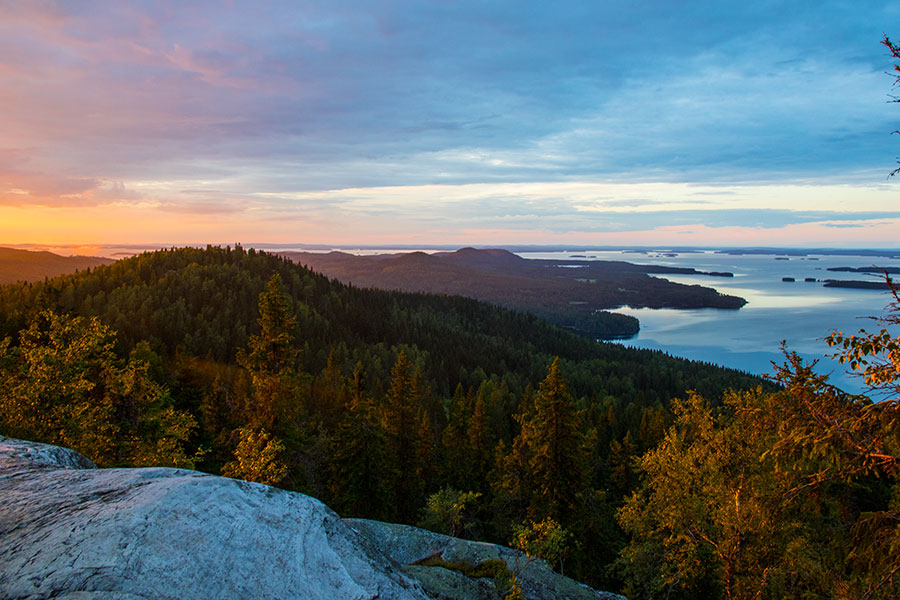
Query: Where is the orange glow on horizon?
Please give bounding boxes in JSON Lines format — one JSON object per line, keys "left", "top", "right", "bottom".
{"left": 3, "top": 196, "right": 899, "bottom": 251}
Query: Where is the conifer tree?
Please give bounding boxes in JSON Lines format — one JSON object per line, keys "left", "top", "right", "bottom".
{"left": 222, "top": 427, "right": 288, "bottom": 485}
{"left": 441, "top": 383, "right": 473, "bottom": 487}
{"left": 312, "top": 348, "right": 346, "bottom": 427}
{"left": 237, "top": 273, "right": 300, "bottom": 432}
{"left": 519, "top": 357, "right": 585, "bottom": 523}
{"left": 468, "top": 391, "right": 492, "bottom": 490}
{"left": 491, "top": 431, "right": 533, "bottom": 528}
{"left": 381, "top": 351, "right": 425, "bottom": 522}
{"left": 0, "top": 310, "right": 196, "bottom": 468}
{"left": 328, "top": 361, "right": 389, "bottom": 518}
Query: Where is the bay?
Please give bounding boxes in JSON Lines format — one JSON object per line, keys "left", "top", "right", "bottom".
{"left": 519, "top": 249, "right": 899, "bottom": 393}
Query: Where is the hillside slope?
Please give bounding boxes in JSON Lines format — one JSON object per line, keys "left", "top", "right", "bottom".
{"left": 0, "top": 246, "right": 113, "bottom": 284}
{"left": 0, "top": 246, "right": 767, "bottom": 590}
{"left": 283, "top": 247, "right": 745, "bottom": 339}
{"left": 0, "top": 245, "right": 761, "bottom": 402}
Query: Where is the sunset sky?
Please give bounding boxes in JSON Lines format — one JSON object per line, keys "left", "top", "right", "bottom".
{"left": 1, "top": 1, "right": 898, "bottom": 250}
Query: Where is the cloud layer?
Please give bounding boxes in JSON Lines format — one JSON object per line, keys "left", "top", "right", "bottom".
{"left": 0, "top": 1, "right": 897, "bottom": 245}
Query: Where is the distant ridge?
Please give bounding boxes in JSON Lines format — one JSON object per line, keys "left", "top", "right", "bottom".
{"left": 0, "top": 247, "right": 114, "bottom": 285}
{"left": 282, "top": 247, "right": 746, "bottom": 339}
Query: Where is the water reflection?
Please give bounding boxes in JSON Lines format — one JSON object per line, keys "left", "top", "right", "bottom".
{"left": 516, "top": 249, "right": 896, "bottom": 394}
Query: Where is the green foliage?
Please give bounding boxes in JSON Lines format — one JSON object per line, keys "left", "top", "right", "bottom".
{"left": 619, "top": 322, "right": 900, "bottom": 600}
{"left": 519, "top": 358, "right": 586, "bottom": 523}
{"left": 238, "top": 273, "right": 299, "bottom": 376}
{"left": 0, "top": 245, "right": 763, "bottom": 403}
{"left": 825, "top": 278, "right": 900, "bottom": 396}
{"left": 419, "top": 487, "right": 482, "bottom": 538}
{"left": 504, "top": 574, "right": 525, "bottom": 600}
{"left": 381, "top": 351, "right": 427, "bottom": 522}
{"left": 222, "top": 427, "right": 288, "bottom": 485}
{"left": 0, "top": 310, "right": 197, "bottom": 468}
{"left": 0, "top": 246, "right": 773, "bottom": 591}
{"left": 237, "top": 273, "right": 303, "bottom": 434}
{"left": 328, "top": 362, "right": 390, "bottom": 519}
{"left": 415, "top": 554, "right": 511, "bottom": 580}
{"left": 413, "top": 554, "right": 515, "bottom": 597}
{"left": 615, "top": 278, "right": 900, "bottom": 599}
{"left": 512, "top": 517, "right": 573, "bottom": 574}
{"left": 618, "top": 390, "right": 790, "bottom": 600}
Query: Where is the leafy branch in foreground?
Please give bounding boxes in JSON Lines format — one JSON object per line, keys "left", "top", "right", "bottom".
{"left": 0, "top": 310, "right": 198, "bottom": 468}
{"left": 619, "top": 274, "right": 900, "bottom": 600}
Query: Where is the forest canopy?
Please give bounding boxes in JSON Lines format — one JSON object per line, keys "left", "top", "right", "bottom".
{"left": 0, "top": 245, "right": 765, "bottom": 591}
{"left": 3, "top": 245, "right": 898, "bottom": 597}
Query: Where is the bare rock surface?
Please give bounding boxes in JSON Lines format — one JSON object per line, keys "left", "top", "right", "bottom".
{"left": 0, "top": 436, "right": 626, "bottom": 600}
{"left": 346, "top": 519, "right": 626, "bottom": 600}
{"left": 0, "top": 435, "right": 428, "bottom": 600}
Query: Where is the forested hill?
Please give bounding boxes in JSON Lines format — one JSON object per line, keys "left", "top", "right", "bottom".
{"left": 282, "top": 247, "right": 746, "bottom": 339}
{"left": 0, "top": 245, "right": 760, "bottom": 401}
{"left": 0, "top": 246, "right": 113, "bottom": 284}
{"left": 0, "top": 245, "right": 768, "bottom": 590}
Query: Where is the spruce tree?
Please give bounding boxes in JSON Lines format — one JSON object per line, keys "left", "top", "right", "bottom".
{"left": 467, "top": 391, "right": 492, "bottom": 490}
{"left": 519, "top": 357, "right": 585, "bottom": 523}
{"left": 328, "top": 361, "right": 389, "bottom": 518}
{"left": 381, "top": 351, "right": 425, "bottom": 522}
{"left": 237, "top": 273, "right": 300, "bottom": 432}
{"left": 440, "top": 383, "right": 472, "bottom": 487}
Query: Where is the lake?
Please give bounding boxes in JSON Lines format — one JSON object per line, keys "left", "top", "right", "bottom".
{"left": 518, "top": 249, "right": 899, "bottom": 393}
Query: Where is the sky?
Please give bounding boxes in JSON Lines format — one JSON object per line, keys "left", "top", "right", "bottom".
{"left": 1, "top": 0, "right": 898, "bottom": 250}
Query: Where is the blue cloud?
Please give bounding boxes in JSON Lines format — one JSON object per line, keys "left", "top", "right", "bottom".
{"left": 1, "top": 0, "right": 898, "bottom": 220}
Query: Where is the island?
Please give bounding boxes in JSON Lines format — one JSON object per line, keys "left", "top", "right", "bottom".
{"left": 827, "top": 266, "right": 900, "bottom": 274}
{"left": 823, "top": 280, "right": 893, "bottom": 290}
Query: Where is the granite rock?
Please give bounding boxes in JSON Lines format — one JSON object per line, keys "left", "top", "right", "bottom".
{"left": 0, "top": 436, "right": 626, "bottom": 600}
{"left": 0, "top": 436, "right": 428, "bottom": 600}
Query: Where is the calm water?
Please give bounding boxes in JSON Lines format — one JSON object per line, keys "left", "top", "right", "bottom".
{"left": 519, "top": 249, "right": 899, "bottom": 393}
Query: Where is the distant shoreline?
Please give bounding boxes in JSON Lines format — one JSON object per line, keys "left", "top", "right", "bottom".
{"left": 6, "top": 243, "right": 900, "bottom": 261}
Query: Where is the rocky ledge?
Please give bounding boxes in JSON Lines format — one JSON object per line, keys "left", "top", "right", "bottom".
{"left": 0, "top": 436, "right": 624, "bottom": 600}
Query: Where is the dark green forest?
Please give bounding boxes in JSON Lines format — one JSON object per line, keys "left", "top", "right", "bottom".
{"left": 0, "top": 246, "right": 760, "bottom": 587}
{"left": 2, "top": 244, "right": 899, "bottom": 599}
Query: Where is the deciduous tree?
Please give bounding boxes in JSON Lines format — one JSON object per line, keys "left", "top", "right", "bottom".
{"left": 0, "top": 310, "right": 196, "bottom": 468}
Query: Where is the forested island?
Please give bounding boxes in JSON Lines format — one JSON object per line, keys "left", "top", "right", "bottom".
{"left": 283, "top": 248, "right": 745, "bottom": 339}
{"left": 1, "top": 245, "right": 899, "bottom": 599}
{"left": 823, "top": 279, "right": 892, "bottom": 289}
{"left": 828, "top": 265, "right": 900, "bottom": 274}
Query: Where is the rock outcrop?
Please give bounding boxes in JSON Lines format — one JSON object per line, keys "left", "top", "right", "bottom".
{"left": 347, "top": 519, "right": 625, "bottom": 600}
{"left": 0, "top": 436, "right": 625, "bottom": 600}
